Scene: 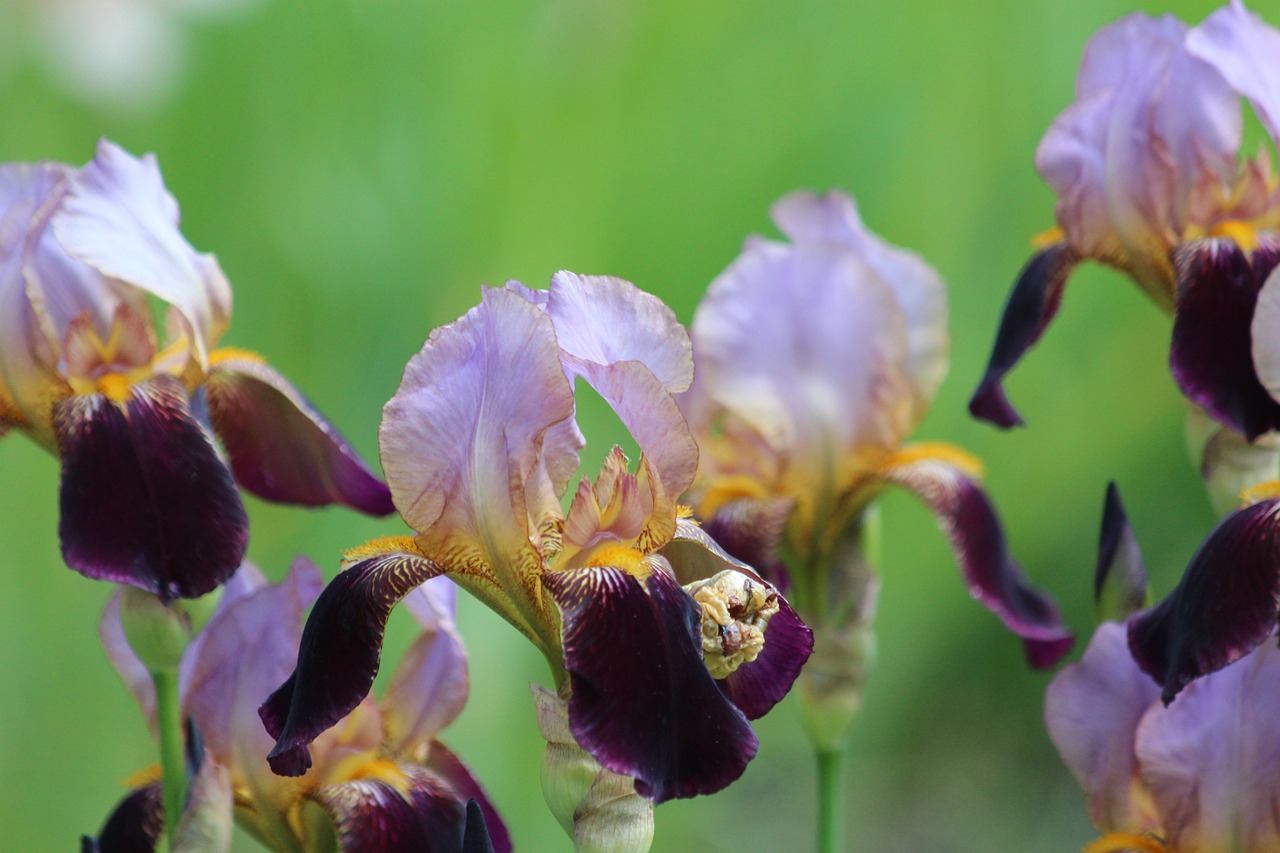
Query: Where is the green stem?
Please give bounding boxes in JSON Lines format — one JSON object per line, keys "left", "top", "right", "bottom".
{"left": 152, "top": 669, "right": 186, "bottom": 851}
{"left": 815, "top": 748, "right": 843, "bottom": 853}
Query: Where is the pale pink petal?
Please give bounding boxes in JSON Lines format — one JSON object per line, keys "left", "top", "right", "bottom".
{"left": 1189, "top": 0, "right": 1280, "bottom": 140}
{"left": 1044, "top": 622, "right": 1162, "bottom": 832}
{"left": 1135, "top": 636, "right": 1280, "bottom": 851}
{"left": 380, "top": 285, "right": 576, "bottom": 573}
{"left": 50, "top": 140, "right": 231, "bottom": 362}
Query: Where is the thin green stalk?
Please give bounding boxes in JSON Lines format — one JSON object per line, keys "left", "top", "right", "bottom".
{"left": 816, "top": 748, "right": 843, "bottom": 853}
{"left": 152, "top": 669, "right": 186, "bottom": 851}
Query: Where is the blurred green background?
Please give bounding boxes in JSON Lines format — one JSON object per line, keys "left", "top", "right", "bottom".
{"left": 0, "top": 0, "right": 1248, "bottom": 849}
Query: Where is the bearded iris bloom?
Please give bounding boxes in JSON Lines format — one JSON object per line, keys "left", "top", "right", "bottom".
{"left": 1047, "top": 486, "right": 1280, "bottom": 853}
{"left": 679, "top": 189, "right": 1073, "bottom": 675}
{"left": 970, "top": 1, "right": 1280, "bottom": 444}
{"left": 258, "top": 273, "right": 812, "bottom": 815}
{"left": 0, "top": 140, "right": 392, "bottom": 601}
{"left": 87, "top": 559, "right": 508, "bottom": 853}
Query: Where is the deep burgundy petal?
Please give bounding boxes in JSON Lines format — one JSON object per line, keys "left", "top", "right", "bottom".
{"left": 260, "top": 551, "right": 445, "bottom": 776}
{"left": 425, "top": 743, "right": 511, "bottom": 853}
{"left": 204, "top": 357, "right": 394, "bottom": 515}
{"left": 968, "top": 241, "right": 1080, "bottom": 429}
{"left": 1094, "top": 482, "right": 1149, "bottom": 621}
{"left": 700, "top": 497, "right": 794, "bottom": 590}
{"left": 717, "top": 596, "right": 812, "bottom": 720}
{"left": 545, "top": 566, "right": 759, "bottom": 804}
{"left": 1170, "top": 237, "right": 1280, "bottom": 440}
{"left": 463, "top": 800, "right": 494, "bottom": 853}
{"left": 883, "top": 457, "right": 1074, "bottom": 668}
{"left": 1128, "top": 496, "right": 1280, "bottom": 704}
{"left": 314, "top": 766, "right": 471, "bottom": 853}
{"left": 83, "top": 783, "right": 162, "bottom": 853}
{"left": 54, "top": 374, "right": 247, "bottom": 600}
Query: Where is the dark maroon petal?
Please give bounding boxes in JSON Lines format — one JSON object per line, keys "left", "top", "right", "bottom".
{"left": 1128, "top": 496, "right": 1280, "bottom": 704}
{"left": 314, "top": 766, "right": 472, "bottom": 853}
{"left": 1094, "top": 482, "right": 1148, "bottom": 621}
{"left": 54, "top": 375, "right": 247, "bottom": 600}
{"left": 717, "top": 596, "right": 812, "bottom": 720}
{"left": 1170, "top": 237, "right": 1280, "bottom": 441}
{"left": 545, "top": 566, "right": 758, "bottom": 804}
{"left": 700, "top": 497, "right": 794, "bottom": 590}
{"left": 883, "top": 457, "right": 1074, "bottom": 668}
{"left": 463, "top": 800, "right": 494, "bottom": 853}
{"left": 968, "top": 241, "right": 1080, "bottom": 429}
{"left": 260, "top": 551, "right": 445, "bottom": 776}
{"left": 205, "top": 357, "right": 394, "bottom": 515}
{"left": 83, "top": 783, "right": 163, "bottom": 853}
{"left": 425, "top": 743, "right": 511, "bottom": 853}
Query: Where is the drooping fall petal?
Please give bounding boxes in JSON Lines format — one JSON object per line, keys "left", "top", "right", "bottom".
{"left": 204, "top": 354, "right": 394, "bottom": 515}
{"left": 54, "top": 374, "right": 247, "bottom": 600}
{"left": 881, "top": 452, "right": 1074, "bottom": 667}
{"left": 544, "top": 564, "right": 758, "bottom": 804}
{"left": 968, "top": 241, "right": 1080, "bottom": 428}
{"left": 260, "top": 550, "right": 447, "bottom": 776}
{"left": 1128, "top": 495, "right": 1280, "bottom": 703}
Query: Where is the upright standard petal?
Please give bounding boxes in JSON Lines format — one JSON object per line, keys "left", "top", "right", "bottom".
{"left": 261, "top": 549, "right": 447, "bottom": 776}
{"left": 544, "top": 564, "right": 759, "bottom": 804}
{"left": 880, "top": 450, "right": 1074, "bottom": 667}
{"left": 54, "top": 374, "right": 248, "bottom": 600}
{"left": 969, "top": 242, "right": 1080, "bottom": 428}
{"left": 1188, "top": 0, "right": 1280, "bottom": 139}
{"left": 204, "top": 354, "right": 394, "bottom": 516}
{"left": 1128, "top": 494, "right": 1280, "bottom": 703}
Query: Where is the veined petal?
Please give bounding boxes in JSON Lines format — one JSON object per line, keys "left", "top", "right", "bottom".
{"left": 381, "top": 578, "right": 469, "bottom": 756}
{"left": 1170, "top": 237, "right": 1280, "bottom": 440}
{"left": 312, "top": 765, "right": 481, "bottom": 853}
{"left": 425, "top": 744, "right": 512, "bottom": 853}
{"left": 204, "top": 354, "right": 394, "bottom": 516}
{"left": 770, "top": 190, "right": 949, "bottom": 408}
{"left": 969, "top": 242, "right": 1080, "bottom": 428}
{"left": 51, "top": 140, "right": 231, "bottom": 361}
{"left": 697, "top": 496, "right": 794, "bottom": 589}
{"left": 54, "top": 374, "right": 248, "bottom": 600}
{"left": 261, "top": 549, "right": 447, "bottom": 777}
{"left": 1189, "top": 0, "right": 1280, "bottom": 140}
{"left": 1127, "top": 495, "right": 1280, "bottom": 704}
{"left": 880, "top": 450, "right": 1074, "bottom": 668}
{"left": 1044, "top": 622, "right": 1162, "bottom": 833}
{"left": 544, "top": 564, "right": 758, "bottom": 803}
{"left": 380, "top": 286, "right": 574, "bottom": 581}
{"left": 1135, "top": 635, "right": 1280, "bottom": 851}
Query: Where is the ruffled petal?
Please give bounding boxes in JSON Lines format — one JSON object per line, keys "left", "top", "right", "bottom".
{"left": 51, "top": 140, "right": 231, "bottom": 361}
{"left": 260, "top": 550, "right": 447, "bottom": 777}
{"left": 204, "top": 354, "right": 393, "bottom": 515}
{"left": 1127, "top": 495, "right": 1280, "bottom": 703}
{"left": 1044, "top": 622, "right": 1162, "bottom": 833}
{"left": 1135, "top": 634, "right": 1280, "bottom": 851}
{"left": 381, "top": 578, "right": 470, "bottom": 756}
{"left": 770, "top": 190, "right": 949, "bottom": 408}
{"left": 380, "top": 285, "right": 574, "bottom": 577}
{"left": 881, "top": 451, "right": 1074, "bottom": 667}
{"left": 312, "top": 765, "right": 474, "bottom": 853}
{"left": 54, "top": 374, "right": 248, "bottom": 600}
{"left": 968, "top": 242, "right": 1080, "bottom": 428}
{"left": 544, "top": 564, "right": 758, "bottom": 803}
{"left": 1095, "top": 483, "right": 1149, "bottom": 622}
{"left": 1170, "top": 237, "right": 1280, "bottom": 440}
{"left": 425, "top": 744, "right": 512, "bottom": 853}
{"left": 1188, "top": 0, "right": 1280, "bottom": 139}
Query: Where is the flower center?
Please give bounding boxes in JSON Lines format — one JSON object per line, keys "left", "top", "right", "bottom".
{"left": 1209, "top": 219, "right": 1260, "bottom": 253}
{"left": 585, "top": 544, "right": 651, "bottom": 579}
{"left": 688, "top": 570, "right": 779, "bottom": 679}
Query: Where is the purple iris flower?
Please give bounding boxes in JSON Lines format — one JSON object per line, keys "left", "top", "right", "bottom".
{"left": 1047, "top": 486, "right": 1280, "bottom": 853}
{"left": 970, "top": 2, "right": 1280, "bottom": 445}
{"left": 679, "top": 190, "right": 1073, "bottom": 668}
{"left": 258, "top": 273, "right": 813, "bottom": 805}
{"left": 86, "top": 560, "right": 508, "bottom": 853}
{"left": 0, "top": 140, "right": 393, "bottom": 601}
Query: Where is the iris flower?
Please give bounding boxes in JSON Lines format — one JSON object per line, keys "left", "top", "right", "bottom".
{"left": 86, "top": 559, "right": 508, "bottom": 852}
{"left": 258, "top": 273, "right": 813, "bottom": 812}
{"left": 1046, "top": 486, "right": 1280, "bottom": 853}
{"left": 0, "top": 140, "right": 392, "bottom": 601}
{"left": 679, "top": 189, "right": 1073, "bottom": 678}
{"left": 970, "top": 1, "right": 1280, "bottom": 444}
